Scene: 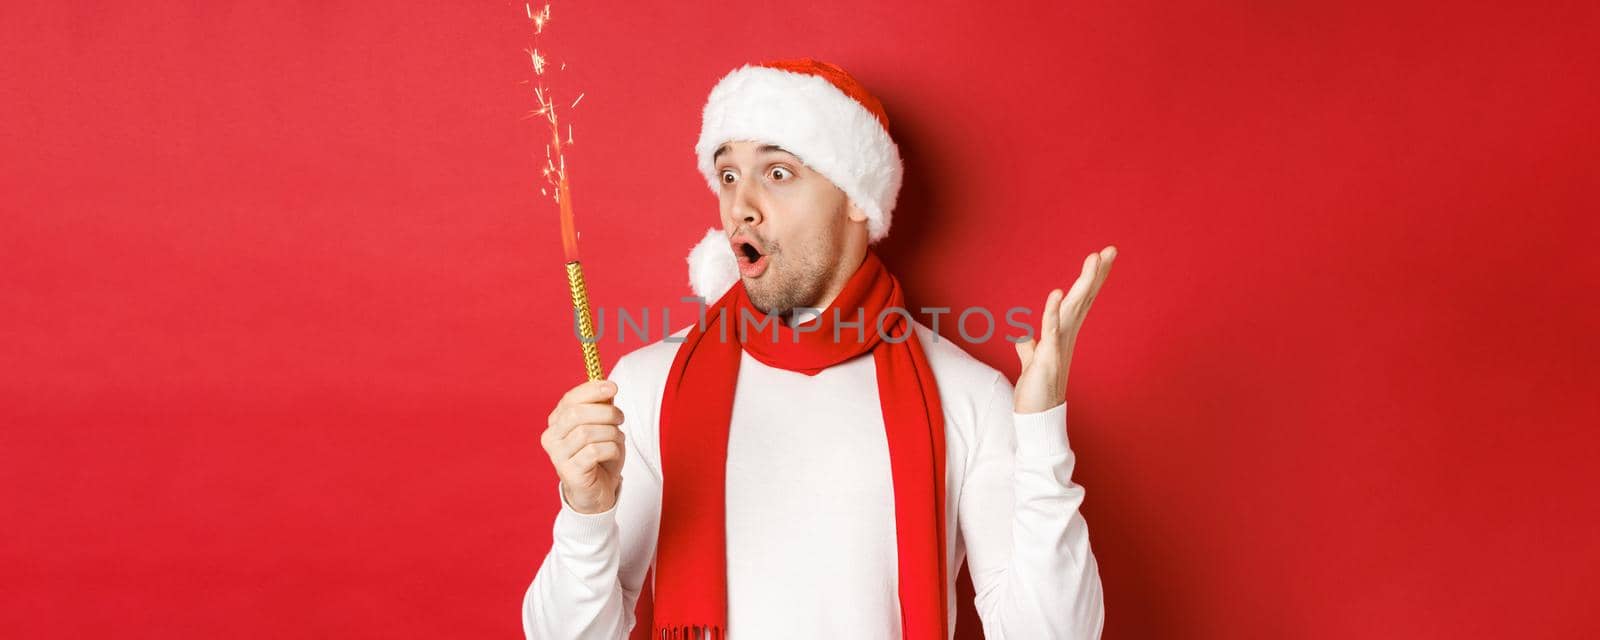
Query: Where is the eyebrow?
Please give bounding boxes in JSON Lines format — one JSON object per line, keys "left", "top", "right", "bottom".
{"left": 712, "top": 143, "right": 794, "bottom": 161}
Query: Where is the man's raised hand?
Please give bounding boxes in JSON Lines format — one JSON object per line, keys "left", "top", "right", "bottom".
{"left": 541, "top": 379, "right": 626, "bottom": 515}
{"left": 1013, "top": 245, "right": 1118, "bottom": 414}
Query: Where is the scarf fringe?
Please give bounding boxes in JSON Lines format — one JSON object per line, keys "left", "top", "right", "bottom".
{"left": 655, "top": 623, "right": 724, "bottom": 640}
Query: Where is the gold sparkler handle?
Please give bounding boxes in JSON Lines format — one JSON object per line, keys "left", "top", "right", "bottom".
{"left": 565, "top": 260, "right": 605, "bottom": 381}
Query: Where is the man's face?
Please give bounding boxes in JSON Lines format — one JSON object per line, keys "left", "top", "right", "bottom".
{"left": 712, "top": 140, "right": 866, "bottom": 314}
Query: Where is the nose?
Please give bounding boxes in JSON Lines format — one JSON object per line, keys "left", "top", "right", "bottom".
{"left": 730, "top": 179, "right": 763, "bottom": 227}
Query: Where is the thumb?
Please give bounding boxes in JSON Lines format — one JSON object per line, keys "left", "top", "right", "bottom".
{"left": 1014, "top": 337, "right": 1036, "bottom": 370}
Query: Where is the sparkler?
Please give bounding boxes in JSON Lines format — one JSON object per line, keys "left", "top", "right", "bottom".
{"left": 523, "top": 2, "right": 603, "bottom": 381}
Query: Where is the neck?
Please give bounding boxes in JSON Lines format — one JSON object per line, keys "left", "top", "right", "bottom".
{"left": 808, "top": 249, "right": 869, "bottom": 313}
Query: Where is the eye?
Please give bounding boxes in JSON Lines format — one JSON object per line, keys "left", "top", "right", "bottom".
{"left": 768, "top": 166, "right": 793, "bottom": 181}
{"left": 719, "top": 169, "right": 737, "bottom": 185}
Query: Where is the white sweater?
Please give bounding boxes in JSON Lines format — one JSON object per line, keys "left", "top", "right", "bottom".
{"left": 522, "top": 319, "right": 1104, "bottom": 639}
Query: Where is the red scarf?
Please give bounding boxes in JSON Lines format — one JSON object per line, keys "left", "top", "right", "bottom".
{"left": 651, "top": 250, "right": 949, "bottom": 639}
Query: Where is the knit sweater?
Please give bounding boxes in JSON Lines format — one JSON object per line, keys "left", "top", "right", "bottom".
{"left": 522, "top": 318, "right": 1104, "bottom": 639}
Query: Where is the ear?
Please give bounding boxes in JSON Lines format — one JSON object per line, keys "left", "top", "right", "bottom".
{"left": 846, "top": 201, "right": 869, "bottom": 223}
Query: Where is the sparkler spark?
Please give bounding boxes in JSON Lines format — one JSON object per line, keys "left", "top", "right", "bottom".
{"left": 528, "top": 48, "right": 547, "bottom": 75}
{"left": 528, "top": 3, "right": 550, "bottom": 34}
{"left": 524, "top": 2, "right": 579, "bottom": 262}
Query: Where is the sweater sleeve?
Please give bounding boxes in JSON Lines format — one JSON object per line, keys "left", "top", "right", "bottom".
{"left": 957, "top": 372, "right": 1105, "bottom": 639}
{"left": 522, "top": 355, "right": 663, "bottom": 640}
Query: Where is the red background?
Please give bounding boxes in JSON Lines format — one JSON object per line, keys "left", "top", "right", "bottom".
{"left": 3, "top": 1, "right": 1596, "bottom": 638}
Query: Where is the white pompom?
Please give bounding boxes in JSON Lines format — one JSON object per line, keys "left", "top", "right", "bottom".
{"left": 686, "top": 227, "right": 739, "bottom": 301}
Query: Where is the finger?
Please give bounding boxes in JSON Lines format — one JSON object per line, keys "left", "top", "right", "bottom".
{"left": 1088, "top": 245, "right": 1117, "bottom": 304}
{"left": 1040, "top": 288, "right": 1065, "bottom": 344}
{"left": 572, "top": 402, "right": 625, "bottom": 426}
{"left": 1069, "top": 249, "right": 1114, "bottom": 326}
{"left": 571, "top": 440, "right": 623, "bottom": 470}
{"left": 545, "top": 405, "right": 622, "bottom": 449}
{"left": 1064, "top": 252, "right": 1097, "bottom": 310}
{"left": 1064, "top": 246, "right": 1118, "bottom": 333}
{"left": 550, "top": 401, "right": 625, "bottom": 436}
{"left": 556, "top": 424, "right": 624, "bottom": 460}
{"left": 558, "top": 379, "right": 618, "bottom": 408}
{"left": 548, "top": 380, "right": 619, "bottom": 435}
{"left": 1014, "top": 337, "right": 1036, "bottom": 369}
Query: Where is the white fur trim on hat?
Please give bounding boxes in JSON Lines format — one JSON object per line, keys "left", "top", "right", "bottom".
{"left": 693, "top": 64, "right": 903, "bottom": 243}
{"left": 686, "top": 227, "right": 739, "bottom": 301}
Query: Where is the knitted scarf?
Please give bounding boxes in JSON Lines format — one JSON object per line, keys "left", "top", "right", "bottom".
{"left": 651, "top": 250, "right": 948, "bottom": 639}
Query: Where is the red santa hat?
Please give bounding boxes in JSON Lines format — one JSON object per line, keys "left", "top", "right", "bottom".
{"left": 686, "top": 58, "right": 904, "bottom": 300}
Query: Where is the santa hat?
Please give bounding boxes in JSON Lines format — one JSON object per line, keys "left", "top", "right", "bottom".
{"left": 685, "top": 58, "right": 904, "bottom": 300}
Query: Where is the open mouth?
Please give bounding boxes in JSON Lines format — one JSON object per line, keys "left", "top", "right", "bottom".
{"left": 732, "top": 235, "right": 770, "bottom": 277}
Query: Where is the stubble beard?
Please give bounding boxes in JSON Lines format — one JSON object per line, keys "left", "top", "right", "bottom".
{"left": 738, "top": 198, "right": 852, "bottom": 318}
{"left": 743, "top": 238, "right": 833, "bottom": 317}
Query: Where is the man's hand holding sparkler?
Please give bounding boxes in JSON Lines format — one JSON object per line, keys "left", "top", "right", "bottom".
{"left": 1013, "top": 245, "right": 1119, "bottom": 414}
{"left": 542, "top": 379, "right": 626, "bottom": 514}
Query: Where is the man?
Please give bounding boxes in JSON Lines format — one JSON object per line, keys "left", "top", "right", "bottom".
{"left": 524, "top": 58, "right": 1114, "bottom": 639}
